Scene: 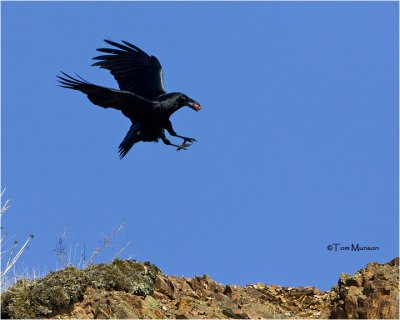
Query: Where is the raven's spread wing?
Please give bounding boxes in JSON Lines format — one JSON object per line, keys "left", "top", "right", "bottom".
{"left": 57, "top": 72, "right": 155, "bottom": 118}
{"left": 92, "top": 40, "right": 166, "bottom": 100}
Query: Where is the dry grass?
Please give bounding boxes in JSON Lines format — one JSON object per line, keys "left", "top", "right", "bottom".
{"left": 53, "top": 224, "right": 133, "bottom": 270}
{"left": 1, "top": 189, "right": 34, "bottom": 286}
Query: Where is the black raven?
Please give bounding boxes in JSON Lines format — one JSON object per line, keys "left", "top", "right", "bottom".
{"left": 58, "top": 40, "right": 202, "bottom": 159}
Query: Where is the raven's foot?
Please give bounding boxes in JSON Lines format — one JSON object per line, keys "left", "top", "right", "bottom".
{"left": 182, "top": 137, "right": 197, "bottom": 145}
{"left": 176, "top": 143, "right": 191, "bottom": 151}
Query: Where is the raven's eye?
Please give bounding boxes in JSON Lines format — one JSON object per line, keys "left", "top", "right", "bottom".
{"left": 178, "top": 96, "right": 187, "bottom": 104}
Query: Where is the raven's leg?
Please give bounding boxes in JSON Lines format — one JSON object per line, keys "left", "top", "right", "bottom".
{"left": 160, "top": 130, "right": 190, "bottom": 151}
{"left": 165, "top": 121, "right": 197, "bottom": 145}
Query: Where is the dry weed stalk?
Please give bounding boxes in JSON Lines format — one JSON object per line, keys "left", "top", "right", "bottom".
{"left": 1, "top": 189, "right": 34, "bottom": 282}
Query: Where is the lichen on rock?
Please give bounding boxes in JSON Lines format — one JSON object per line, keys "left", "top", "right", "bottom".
{"left": 1, "top": 266, "right": 86, "bottom": 318}
{"left": 84, "top": 259, "right": 160, "bottom": 296}
{"left": 1, "top": 259, "right": 160, "bottom": 319}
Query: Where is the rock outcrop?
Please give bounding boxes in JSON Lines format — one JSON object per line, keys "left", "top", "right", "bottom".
{"left": 1, "top": 258, "right": 398, "bottom": 319}
{"left": 330, "top": 257, "right": 399, "bottom": 319}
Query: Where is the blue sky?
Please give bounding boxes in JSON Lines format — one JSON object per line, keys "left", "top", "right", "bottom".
{"left": 2, "top": 1, "right": 398, "bottom": 291}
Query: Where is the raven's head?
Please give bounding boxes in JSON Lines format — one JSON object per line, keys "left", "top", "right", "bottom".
{"left": 177, "top": 94, "right": 202, "bottom": 112}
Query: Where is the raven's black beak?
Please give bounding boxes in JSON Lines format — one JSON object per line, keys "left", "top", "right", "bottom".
{"left": 188, "top": 100, "right": 202, "bottom": 111}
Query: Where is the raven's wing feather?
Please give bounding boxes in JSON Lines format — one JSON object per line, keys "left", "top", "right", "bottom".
{"left": 57, "top": 72, "right": 155, "bottom": 117}
{"left": 92, "top": 40, "right": 166, "bottom": 100}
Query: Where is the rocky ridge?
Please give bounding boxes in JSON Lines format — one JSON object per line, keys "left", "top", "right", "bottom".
{"left": 1, "top": 258, "right": 398, "bottom": 319}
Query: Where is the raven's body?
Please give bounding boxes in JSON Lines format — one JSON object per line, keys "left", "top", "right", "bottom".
{"left": 58, "top": 40, "right": 201, "bottom": 158}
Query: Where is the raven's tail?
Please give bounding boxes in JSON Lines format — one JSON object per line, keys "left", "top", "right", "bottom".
{"left": 118, "top": 123, "right": 141, "bottom": 159}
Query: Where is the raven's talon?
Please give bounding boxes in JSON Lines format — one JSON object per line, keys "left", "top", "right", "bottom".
{"left": 183, "top": 138, "right": 197, "bottom": 144}
{"left": 176, "top": 143, "right": 190, "bottom": 151}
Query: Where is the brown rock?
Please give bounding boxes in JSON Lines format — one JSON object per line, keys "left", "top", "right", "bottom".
{"left": 222, "top": 308, "right": 250, "bottom": 319}
{"left": 1, "top": 258, "right": 398, "bottom": 319}
{"left": 331, "top": 258, "right": 399, "bottom": 319}
{"left": 155, "top": 275, "right": 174, "bottom": 298}
{"left": 176, "top": 297, "right": 192, "bottom": 314}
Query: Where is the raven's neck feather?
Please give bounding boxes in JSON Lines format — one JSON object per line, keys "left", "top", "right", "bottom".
{"left": 157, "top": 92, "right": 183, "bottom": 114}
